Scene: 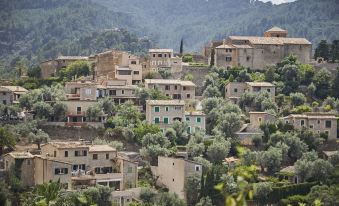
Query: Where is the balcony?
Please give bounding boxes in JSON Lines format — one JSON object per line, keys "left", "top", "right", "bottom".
{"left": 66, "top": 93, "right": 81, "bottom": 100}
{"left": 67, "top": 111, "right": 85, "bottom": 117}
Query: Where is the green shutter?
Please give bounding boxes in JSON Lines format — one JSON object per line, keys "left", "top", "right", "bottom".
{"left": 154, "top": 107, "right": 160, "bottom": 112}
{"left": 155, "top": 117, "right": 160, "bottom": 124}
{"left": 197, "top": 117, "right": 201, "bottom": 123}
{"left": 164, "top": 117, "right": 169, "bottom": 124}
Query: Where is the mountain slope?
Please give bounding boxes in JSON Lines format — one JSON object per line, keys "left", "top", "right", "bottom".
{"left": 0, "top": 0, "right": 149, "bottom": 77}
{"left": 94, "top": 0, "right": 339, "bottom": 51}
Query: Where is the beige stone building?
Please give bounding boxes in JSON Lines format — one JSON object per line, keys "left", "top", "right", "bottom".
{"left": 214, "top": 27, "right": 312, "bottom": 70}
{"left": 146, "top": 100, "right": 206, "bottom": 132}
{"left": 3, "top": 152, "right": 72, "bottom": 188}
{"left": 95, "top": 50, "right": 142, "bottom": 80}
{"left": 98, "top": 80, "right": 138, "bottom": 104}
{"left": 65, "top": 80, "right": 97, "bottom": 101}
{"left": 40, "top": 56, "right": 91, "bottom": 79}
{"left": 41, "top": 141, "right": 138, "bottom": 190}
{"left": 146, "top": 100, "right": 186, "bottom": 130}
{"left": 145, "top": 79, "right": 196, "bottom": 100}
{"left": 283, "top": 113, "right": 338, "bottom": 140}
{"left": 225, "top": 82, "right": 275, "bottom": 104}
{"left": 115, "top": 63, "right": 142, "bottom": 85}
{"left": 148, "top": 49, "right": 182, "bottom": 73}
{"left": 152, "top": 156, "right": 202, "bottom": 200}
{"left": 247, "top": 111, "right": 276, "bottom": 132}
{"left": 185, "top": 111, "right": 206, "bottom": 134}
{"left": 0, "top": 86, "right": 28, "bottom": 105}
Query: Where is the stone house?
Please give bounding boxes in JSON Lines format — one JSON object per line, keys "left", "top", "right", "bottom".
{"left": 146, "top": 100, "right": 206, "bottom": 132}
{"left": 146, "top": 100, "right": 186, "bottom": 130}
{"left": 60, "top": 100, "right": 106, "bottom": 125}
{"left": 3, "top": 152, "right": 72, "bottom": 188}
{"left": 41, "top": 141, "right": 138, "bottom": 190}
{"left": 65, "top": 80, "right": 97, "bottom": 101}
{"left": 214, "top": 27, "right": 312, "bottom": 70}
{"left": 248, "top": 111, "right": 276, "bottom": 132}
{"left": 40, "top": 56, "right": 91, "bottom": 79}
{"left": 144, "top": 79, "right": 196, "bottom": 100}
{"left": 283, "top": 113, "right": 338, "bottom": 140}
{"left": 97, "top": 80, "right": 139, "bottom": 104}
{"left": 95, "top": 50, "right": 142, "bottom": 80}
{"left": 148, "top": 49, "right": 182, "bottom": 73}
{"left": 115, "top": 64, "right": 142, "bottom": 85}
{"left": 225, "top": 82, "right": 275, "bottom": 104}
{"left": 185, "top": 111, "right": 206, "bottom": 134}
{"left": 0, "top": 86, "right": 28, "bottom": 105}
{"left": 151, "top": 156, "right": 202, "bottom": 200}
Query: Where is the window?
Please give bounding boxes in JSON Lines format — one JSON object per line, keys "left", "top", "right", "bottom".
{"left": 164, "top": 54, "right": 167, "bottom": 57}
{"left": 197, "top": 117, "right": 201, "bottom": 123}
{"left": 187, "top": 94, "right": 191, "bottom": 98}
{"left": 246, "top": 56, "right": 251, "bottom": 61}
{"left": 234, "top": 88, "right": 238, "bottom": 93}
{"left": 109, "top": 90, "right": 116, "bottom": 96}
{"left": 226, "top": 56, "right": 232, "bottom": 62}
{"left": 301, "top": 120, "right": 305, "bottom": 126}
{"left": 165, "top": 107, "right": 169, "bottom": 112}
{"left": 187, "top": 126, "right": 191, "bottom": 134}
{"left": 325, "top": 120, "right": 332, "bottom": 128}
{"left": 153, "top": 54, "right": 156, "bottom": 57}
{"left": 55, "top": 168, "right": 68, "bottom": 175}
{"left": 310, "top": 125, "right": 314, "bottom": 129}
{"left": 85, "top": 89, "right": 91, "bottom": 95}
{"left": 77, "top": 107, "right": 81, "bottom": 114}
{"left": 75, "top": 150, "right": 87, "bottom": 157}
{"left": 174, "top": 85, "right": 178, "bottom": 90}
{"left": 195, "top": 165, "right": 201, "bottom": 172}
{"left": 64, "top": 151, "right": 68, "bottom": 157}
{"left": 54, "top": 151, "right": 57, "bottom": 157}
{"left": 2, "top": 100, "right": 6, "bottom": 105}
{"left": 318, "top": 120, "right": 321, "bottom": 124}
{"left": 93, "top": 154, "right": 98, "bottom": 160}
{"left": 106, "top": 153, "right": 109, "bottom": 159}
{"left": 186, "top": 117, "right": 190, "bottom": 121}
{"left": 158, "top": 54, "right": 162, "bottom": 57}
{"left": 174, "top": 106, "right": 181, "bottom": 110}
{"left": 133, "top": 71, "right": 139, "bottom": 75}
{"left": 154, "top": 106, "right": 160, "bottom": 112}
{"left": 165, "top": 85, "right": 170, "bottom": 90}
{"left": 127, "top": 167, "right": 133, "bottom": 173}
{"left": 164, "top": 117, "right": 169, "bottom": 124}
{"left": 131, "top": 61, "right": 137, "bottom": 64}
{"left": 154, "top": 117, "right": 160, "bottom": 124}
{"left": 169, "top": 54, "right": 171, "bottom": 58}
{"left": 183, "top": 86, "right": 186, "bottom": 91}
{"left": 267, "top": 89, "right": 271, "bottom": 92}
{"left": 121, "top": 90, "right": 125, "bottom": 95}
{"left": 258, "top": 118, "right": 262, "bottom": 122}
{"left": 172, "top": 178, "right": 175, "bottom": 182}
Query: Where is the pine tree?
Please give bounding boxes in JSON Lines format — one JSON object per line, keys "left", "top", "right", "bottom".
{"left": 180, "top": 38, "right": 184, "bottom": 55}
{"left": 314, "top": 40, "right": 330, "bottom": 61}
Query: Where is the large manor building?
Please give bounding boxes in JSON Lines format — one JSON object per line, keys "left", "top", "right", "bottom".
{"left": 214, "top": 27, "right": 312, "bottom": 70}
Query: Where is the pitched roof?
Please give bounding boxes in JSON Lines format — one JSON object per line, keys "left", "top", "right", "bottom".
{"left": 246, "top": 82, "right": 275, "bottom": 87}
{"left": 146, "top": 100, "right": 185, "bottom": 106}
{"left": 266, "top": 26, "right": 287, "bottom": 33}
{"left": 5, "top": 152, "right": 34, "bottom": 159}
{"left": 57, "top": 56, "right": 89, "bottom": 60}
{"left": 89, "top": 145, "right": 116, "bottom": 152}
{"left": 0, "top": 86, "right": 28, "bottom": 93}
{"left": 149, "top": 49, "right": 173, "bottom": 53}
{"left": 145, "top": 79, "right": 196, "bottom": 87}
{"left": 229, "top": 36, "right": 311, "bottom": 45}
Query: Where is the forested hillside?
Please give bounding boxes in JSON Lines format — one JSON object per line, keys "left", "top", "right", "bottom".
{"left": 0, "top": 0, "right": 151, "bottom": 78}
{"left": 95, "top": 0, "right": 339, "bottom": 51}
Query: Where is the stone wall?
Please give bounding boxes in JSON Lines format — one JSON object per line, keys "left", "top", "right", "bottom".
{"left": 40, "top": 125, "right": 103, "bottom": 140}
{"left": 173, "top": 66, "right": 211, "bottom": 96}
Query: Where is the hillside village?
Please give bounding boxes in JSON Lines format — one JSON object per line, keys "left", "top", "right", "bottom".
{"left": 0, "top": 26, "right": 339, "bottom": 206}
